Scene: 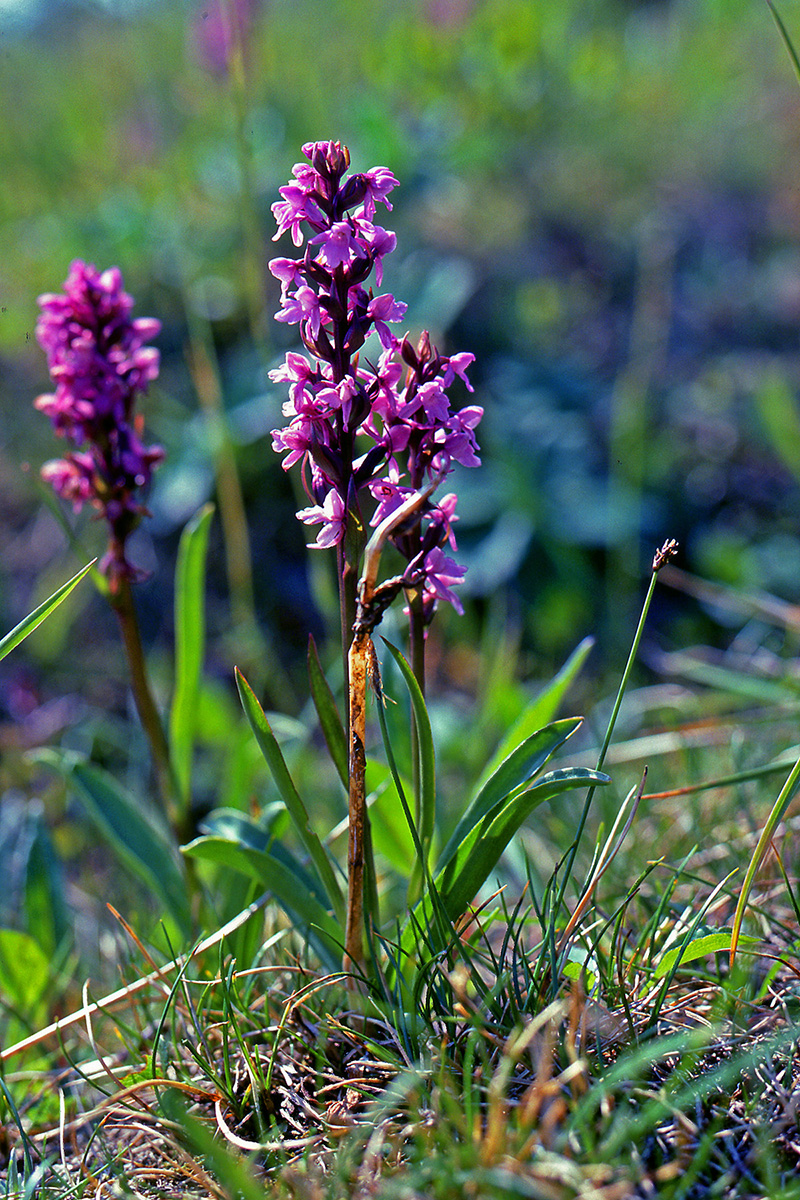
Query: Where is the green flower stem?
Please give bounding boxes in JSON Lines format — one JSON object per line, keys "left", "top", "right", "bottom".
{"left": 109, "top": 569, "right": 182, "bottom": 837}
{"left": 555, "top": 545, "right": 675, "bottom": 933}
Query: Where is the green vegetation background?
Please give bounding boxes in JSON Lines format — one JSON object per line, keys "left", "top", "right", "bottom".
{"left": 2, "top": 0, "right": 800, "bottom": 721}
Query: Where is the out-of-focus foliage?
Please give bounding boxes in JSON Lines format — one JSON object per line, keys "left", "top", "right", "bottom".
{"left": 0, "top": 0, "right": 793, "bottom": 346}
{"left": 3, "top": 0, "right": 800, "bottom": 681}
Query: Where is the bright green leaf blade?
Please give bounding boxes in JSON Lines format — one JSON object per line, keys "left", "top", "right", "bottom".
{"left": 200, "top": 804, "right": 290, "bottom": 849}
{"left": 169, "top": 504, "right": 214, "bottom": 805}
{"left": 438, "top": 717, "right": 583, "bottom": 872}
{"left": 655, "top": 929, "right": 761, "bottom": 980}
{"left": 0, "top": 930, "right": 50, "bottom": 1028}
{"left": 235, "top": 668, "right": 344, "bottom": 923}
{"left": 437, "top": 766, "right": 609, "bottom": 920}
{"left": 188, "top": 823, "right": 330, "bottom": 907}
{"left": 35, "top": 749, "right": 191, "bottom": 934}
{"left": 382, "top": 640, "right": 436, "bottom": 867}
{"left": 489, "top": 637, "right": 593, "bottom": 772}
{"left": 307, "top": 634, "right": 348, "bottom": 789}
{"left": 0, "top": 559, "right": 96, "bottom": 662}
{"left": 366, "top": 762, "right": 417, "bottom": 875}
{"left": 183, "top": 835, "right": 341, "bottom": 971}
{"left": 731, "top": 750, "right": 800, "bottom": 962}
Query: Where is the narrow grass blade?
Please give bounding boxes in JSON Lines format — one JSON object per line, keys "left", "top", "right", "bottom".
{"left": 0, "top": 559, "right": 95, "bottom": 661}
{"left": 0, "top": 1078, "right": 34, "bottom": 1176}
{"left": 438, "top": 717, "right": 583, "bottom": 872}
{"left": 488, "top": 637, "right": 593, "bottom": 771}
{"left": 382, "top": 640, "right": 436, "bottom": 873}
{"left": 169, "top": 503, "right": 214, "bottom": 806}
{"left": 643, "top": 753, "right": 800, "bottom": 800}
{"left": 183, "top": 835, "right": 341, "bottom": 970}
{"left": 35, "top": 749, "right": 191, "bottom": 934}
{"left": 767, "top": 0, "right": 800, "bottom": 87}
{"left": 731, "top": 749, "right": 800, "bottom": 962}
{"left": 235, "top": 667, "right": 344, "bottom": 923}
{"left": 307, "top": 634, "right": 348, "bottom": 789}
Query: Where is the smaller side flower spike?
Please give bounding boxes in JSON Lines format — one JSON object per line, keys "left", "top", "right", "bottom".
{"left": 35, "top": 260, "right": 163, "bottom": 581}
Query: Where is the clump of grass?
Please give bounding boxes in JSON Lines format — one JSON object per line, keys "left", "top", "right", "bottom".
{"left": 3, "top": 847, "right": 800, "bottom": 1200}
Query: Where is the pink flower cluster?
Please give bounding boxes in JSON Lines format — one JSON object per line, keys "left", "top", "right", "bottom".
{"left": 35, "top": 261, "right": 164, "bottom": 576}
{"left": 269, "top": 140, "right": 482, "bottom": 617}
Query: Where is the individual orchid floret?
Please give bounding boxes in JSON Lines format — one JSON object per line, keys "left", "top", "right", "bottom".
{"left": 35, "top": 260, "right": 164, "bottom": 581}
{"left": 297, "top": 487, "right": 347, "bottom": 549}
{"left": 418, "top": 547, "right": 467, "bottom": 616}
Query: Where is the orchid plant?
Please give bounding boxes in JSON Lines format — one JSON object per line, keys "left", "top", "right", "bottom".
{"left": 266, "top": 139, "right": 483, "bottom": 969}
{"left": 34, "top": 262, "right": 182, "bottom": 829}
{"left": 193, "top": 142, "right": 610, "bottom": 991}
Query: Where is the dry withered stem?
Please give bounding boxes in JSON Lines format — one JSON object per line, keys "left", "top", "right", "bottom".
{"left": 343, "top": 482, "right": 440, "bottom": 980}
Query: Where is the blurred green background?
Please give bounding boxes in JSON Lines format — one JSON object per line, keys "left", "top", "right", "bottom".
{"left": 2, "top": 0, "right": 800, "bottom": 706}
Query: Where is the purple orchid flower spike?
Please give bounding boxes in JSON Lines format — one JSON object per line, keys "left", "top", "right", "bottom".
{"left": 268, "top": 140, "right": 482, "bottom": 628}
{"left": 35, "top": 260, "right": 164, "bottom": 583}
{"left": 33, "top": 261, "right": 179, "bottom": 826}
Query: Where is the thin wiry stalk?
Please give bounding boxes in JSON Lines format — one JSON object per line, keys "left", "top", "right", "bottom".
{"left": 554, "top": 543, "right": 676, "bottom": 958}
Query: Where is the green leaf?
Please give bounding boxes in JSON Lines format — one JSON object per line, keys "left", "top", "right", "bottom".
{"left": 438, "top": 717, "right": 583, "bottom": 873}
{"left": 0, "top": 930, "right": 50, "bottom": 1026}
{"left": 436, "top": 766, "right": 609, "bottom": 920}
{"left": 488, "top": 637, "right": 593, "bottom": 771}
{"left": 35, "top": 749, "right": 191, "bottom": 934}
{"left": 200, "top": 804, "right": 289, "bottom": 849}
{"left": 235, "top": 668, "right": 344, "bottom": 924}
{"left": 382, "top": 640, "right": 436, "bottom": 872}
{"left": 755, "top": 370, "right": 800, "bottom": 480}
{"left": 0, "top": 560, "right": 95, "bottom": 662}
{"left": 170, "top": 504, "right": 214, "bottom": 806}
{"left": 365, "top": 762, "right": 417, "bottom": 874}
{"left": 24, "top": 815, "right": 69, "bottom": 958}
{"left": 183, "top": 835, "right": 341, "bottom": 971}
{"left": 307, "top": 635, "right": 348, "bottom": 789}
{"left": 655, "top": 928, "right": 761, "bottom": 980}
